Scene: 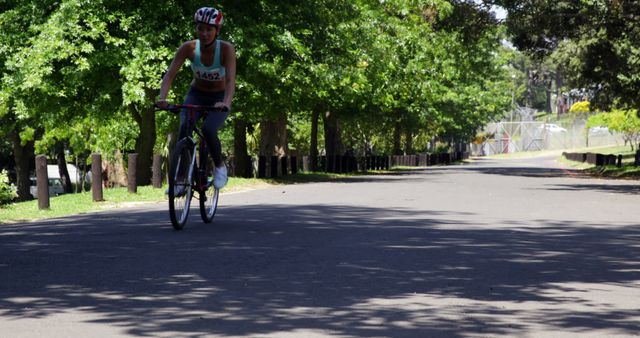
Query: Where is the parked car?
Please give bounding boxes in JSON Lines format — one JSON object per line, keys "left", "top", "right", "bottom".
{"left": 589, "top": 126, "right": 609, "bottom": 135}
{"left": 538, "top": 123, "right": 567, "bottom": 133}
{"left": 30, "top": 177, "right": 65, "bottom": 198}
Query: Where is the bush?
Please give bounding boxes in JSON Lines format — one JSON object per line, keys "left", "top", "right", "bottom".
{"left": 0, "top": 170, "right": 17, "bottom": 206}
{"left": 569, "top": 101, "right": 591, "bottom": 113}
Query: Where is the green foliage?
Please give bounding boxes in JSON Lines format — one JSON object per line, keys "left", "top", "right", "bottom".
{"left": 287, "top": 112, "right": 323, "bottom": 155}
{"left": 588, "top": 109, "right": 640, "bottom": 150}
{"left": 0, "top": 170, "right": 17, "bottom": 206}
{"left": 1, "top": 0, "right": 519, "bottom": 180}
{"left": 498, "top": 0, "right": 640, "bottom": 114}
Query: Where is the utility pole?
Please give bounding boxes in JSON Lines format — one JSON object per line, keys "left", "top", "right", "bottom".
{"left": 511, "top": 74, "right": 516, "bottom": 122}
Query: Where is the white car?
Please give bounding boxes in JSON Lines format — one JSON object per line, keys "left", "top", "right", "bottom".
{"left": 538, "top": 123, "right": 567, "bottom": 133}
{"left": 30, "top": 177, "right": 65, "bottom": 198}
{"left": 589, "top": 126, "right": 609, "bottom": 135}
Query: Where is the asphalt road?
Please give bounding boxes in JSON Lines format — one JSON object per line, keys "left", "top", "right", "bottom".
{"left": 1, "top": 155, "right": 639, "bottom": 337}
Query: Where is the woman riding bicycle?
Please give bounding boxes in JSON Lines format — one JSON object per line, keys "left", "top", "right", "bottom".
{"left": 156, "top": 7, "right": 236, "bottom": 189}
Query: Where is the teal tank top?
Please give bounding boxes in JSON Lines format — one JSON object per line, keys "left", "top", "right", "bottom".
{"left": 191, "top": 39, "right": 226, "bottom": 82}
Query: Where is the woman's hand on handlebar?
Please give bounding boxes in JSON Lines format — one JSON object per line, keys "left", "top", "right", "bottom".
{"left": 153, "top": 102, "right": 228, "bottom": 113}
{"left": 214, "top": 102, "right": 230, "bottom": 112}
{"left": 155, "top": 99, "right": 169, "bottom": 109}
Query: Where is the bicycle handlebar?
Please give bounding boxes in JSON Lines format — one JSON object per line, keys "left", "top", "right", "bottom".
{"left": 154, "top": 103, "right": 229, "bottom": 114}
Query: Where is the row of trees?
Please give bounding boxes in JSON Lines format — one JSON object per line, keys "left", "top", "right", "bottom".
{"left": 495, "top": 0, "right": 640, "bottom": 151}
{"left": 496, "top": 0, "right": 640, "bottom": 115}
{"left": 1, "top": 0, "right": 515, "bottom": 201}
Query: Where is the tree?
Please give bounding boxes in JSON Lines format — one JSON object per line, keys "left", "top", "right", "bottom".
{"left": 1, "top": 0, "right": 520, "bottom": 190}
{"left": 0, "top": 0, "right": 58, "bottom": 200}
{"left": 495, "top": 0, "right": 640, "bottom": 116}
{"left": 2, "top": 0, "right": 201, "bottom": 192}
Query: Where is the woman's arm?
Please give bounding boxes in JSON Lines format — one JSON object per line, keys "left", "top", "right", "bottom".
{"left": 157, "top": 41, "right": 192, "bottom": 105}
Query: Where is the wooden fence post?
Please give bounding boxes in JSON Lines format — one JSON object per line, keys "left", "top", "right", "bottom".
{"left": 35, "top": 155, "right": 50, "bottom": 210}
{"left": 617, "top": 154, "right": 623, "bottom": 168}
{"left": 128, "top": 153, "right": 138, "bottom": 193}
{"left": 152, "top": 154, "right": 163, "bottom": 188}
{"left": 270, "top": 156, "right": 279, "bottom": 178}
{"left": 281, "top": 156, "right": 288, "bottom": 176}
{"left": 248, "top": 156, "right": 256, "bottom": 178}
{"left": 258, "top": 156, "right": 266, "bottom": 178}
{"left": 92, "top": 153, "right": 103, "bottom": 202}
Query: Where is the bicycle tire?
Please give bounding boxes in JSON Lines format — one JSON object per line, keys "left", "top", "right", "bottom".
{"left": 199, "top": 152, "right": 219, "bottom": 223}
{"left": 168, "top": 138, "right": 194, "bottom": 230}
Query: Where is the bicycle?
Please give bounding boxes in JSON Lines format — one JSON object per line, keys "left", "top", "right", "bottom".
{"left": 154, "top": 103, "right": 229, "bottom": 230}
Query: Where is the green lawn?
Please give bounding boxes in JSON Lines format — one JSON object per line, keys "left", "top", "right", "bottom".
{"left": 556, "top": 146, "right": 640, "bottom": 178}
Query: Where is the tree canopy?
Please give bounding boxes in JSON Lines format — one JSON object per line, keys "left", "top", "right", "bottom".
{"left": 1, "top": 0, "right": 519, "bottom": 199}
{"left": 495, "top": 0, "right": 640, "bottom": 114}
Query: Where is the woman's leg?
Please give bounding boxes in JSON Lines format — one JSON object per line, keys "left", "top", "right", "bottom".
{"left": 199, "top": 91, "right": 228, "bottom": 167}
{"left": 179, "top": 88, "right": 202, "bottom": 140}
{"left": 202, "top": 110, "right": 229, "bottom": 167}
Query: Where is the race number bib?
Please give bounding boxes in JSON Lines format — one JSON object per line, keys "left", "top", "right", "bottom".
{"left": 196, "top": 69, "right": 222, "bottom": 81}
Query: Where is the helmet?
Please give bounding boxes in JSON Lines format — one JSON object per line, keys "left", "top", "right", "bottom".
{"left": 194, "top": 7, "right": 223, "bottom": 26}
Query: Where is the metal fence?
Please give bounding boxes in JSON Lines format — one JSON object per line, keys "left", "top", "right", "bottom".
{"left": 471, "top": 122, "right": 625, "bottom": 156}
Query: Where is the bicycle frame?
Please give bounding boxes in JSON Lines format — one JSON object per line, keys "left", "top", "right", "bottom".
{"left": 183, "top": 107, "right": 225, "bottom": 182}
{"left": 183, "top": 111, "right": 206, "bottom": 194}
{"left": 155, "top": 103, "right": 229, "bottom": 229}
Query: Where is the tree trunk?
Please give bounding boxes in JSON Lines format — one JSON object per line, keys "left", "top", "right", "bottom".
{"left": 105, "top": 150, "right": 127, "bottom": 187}
{"left": 259, "top": 113, "right": 288, "bottom": 157}
{"left": 55, "top": 142, "right": 73, "bottom": 194}
{"left": 544, "top": 75, "right": 553, "bottom": 114}
{"left": 404, "top": 127, "right": 413, "bottom": 155}
{"left": 130, "top": 102, "right": 156, "bottom": 186}
{"left": 555, "top": 68, "right": 564, "bottom": 114}
{"left": 323, "top": 110, "right": 343, "bottom": 157}
{"left": 259, "top": 113, "right": 288, "bottom": 178}
{"left": 526, "top": 68, "right": 534, "bottom": 108}
{"left": 393, "top": 114, "right": 402, "bottom": 155}
{"left": 233, "top": 116, "right": 251, "bottom": 178}
{"left": 309, "top": 107, "right": 320, "bottom": 171}
{"left": 10, "top": 128, "right": 35, "bottom": 201}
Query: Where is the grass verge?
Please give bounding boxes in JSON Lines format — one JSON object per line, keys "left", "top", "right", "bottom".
{"left": 557, "top": 146, "right": 640, "bottom": 179}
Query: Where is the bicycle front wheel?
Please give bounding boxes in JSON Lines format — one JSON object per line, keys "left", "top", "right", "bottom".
{"left": 168, "top": 139, "right": 194, "bottom": 230}
{"left": 199, "top": 153, "right": 219, "bottom": 223}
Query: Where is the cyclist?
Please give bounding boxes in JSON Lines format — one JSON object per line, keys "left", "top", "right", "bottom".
{"left": 156, "top": 7, "right": 236, "bottom": 189}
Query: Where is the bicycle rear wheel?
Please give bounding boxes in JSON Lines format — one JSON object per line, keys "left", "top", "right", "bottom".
{"left": 199, "top": 151, "right": 219, "bottom": 223}
{"left": 168, "top": 139, "right": 194, "bottom": 230}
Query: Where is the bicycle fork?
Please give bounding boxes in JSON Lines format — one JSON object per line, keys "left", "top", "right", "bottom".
{"left": 197, "top": 140, "right": 208, "bottom": 192}
{"left": 183, "top": 141, "right": 198, "bottom": 192}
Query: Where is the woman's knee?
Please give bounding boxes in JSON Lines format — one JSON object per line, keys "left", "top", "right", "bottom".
{"left": 206, "top": 113, "right": 227, "bottom": 130}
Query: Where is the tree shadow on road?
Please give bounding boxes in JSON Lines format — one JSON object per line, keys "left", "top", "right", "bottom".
{"left": 545, "top": 183, "right": 640, "bottom": 195}
{"left": 1, "top": 203, "right": 639, "bottom": 337}
{"left": 438, "top": 165, "right": 585, "bottom": 179}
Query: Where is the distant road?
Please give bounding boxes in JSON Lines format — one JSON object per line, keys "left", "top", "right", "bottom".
{"left": 1, "top": 155, "right": 639, "bottom": 337}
